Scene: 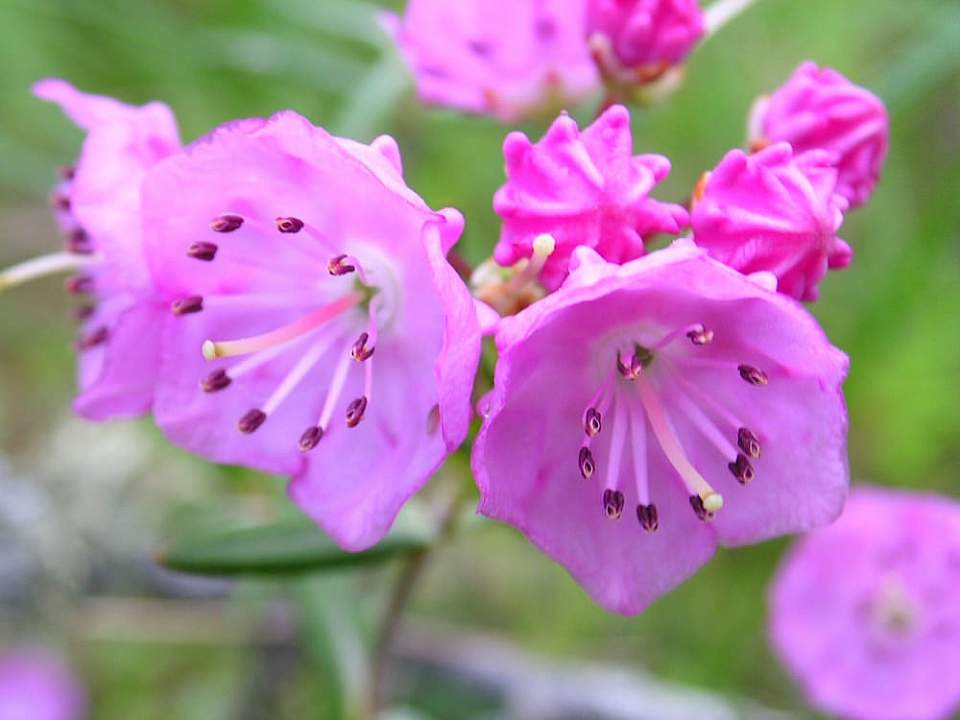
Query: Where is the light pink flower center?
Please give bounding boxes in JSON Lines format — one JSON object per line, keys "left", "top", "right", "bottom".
{"left": 578, "top": 323, "right": 766, "bottom": 530}
{"left": 172, "top": 212, "right": 387, "bottom": 448}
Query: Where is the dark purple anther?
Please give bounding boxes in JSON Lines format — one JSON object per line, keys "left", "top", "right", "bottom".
{"left": 346, "top": 397, "right": 368, "bottom": 428}
{"left": 73, "top": 305, "right": 96, "bottom": 322}
{"left": 617, "top": 352, "right": 641, "bottom": 380}
{"left": 299, "top": 425, "right": 324, "bottom": 452}
{"left": 66, "top": 229, "right": 93, "bottom": 255}
{"left": 238, "top": 408, "right": 267, "bottom": 434}
{"left": 738, "top": 364, "right": 768, "bottom": 386}
{"left": 603, "top": 489, "right": 625, "bottom": 520}
{"left": 201, "top": 369, "right": 232, "bottom": 393}
{"left": 58, "top": 165, "right": 76, "bottom": 181}
{"left": 636, "top": 504, "right": 659, "bottom": 532}
{"left": 578, "top": 446, "right": 595, "bottom": 479}
{"left": 76, "top": 326, "right": 108, "bottom": 351}
{"left": 210, "top": 214, "right": 244, "bottom": 233}
{"left": 51, "top": 192, "right": 71, "bottom": 211}
{"left": 350, "top": 332, "right": 375, "bottom": 362}
{"left": 275, "top": 216, "right": 304, "bottom": 234}
{"left": 690, "top": 495, "right": 714, "bottom": 521}
{"left": 328, "top": 254, "right": 356, "bottom": 276}
{"left": 584, "top": 407, "right": 602, "bottom": 437}
{"left": 687, "top": 326, "right": 714, "bottom": 346}
{"left": 737, "top": 427, "right": 761, "bottom": 458}
{"left": 171, "top": 296, "right": 204, "bottom": 316}
{"left": 187, "top": 242, "right": 218, "bottom": 261}
{"left": 728, "top": 453, "right": 756, "bottom": 485}
{"left": 64, "top": 275, "right": 93, "bottom": 295}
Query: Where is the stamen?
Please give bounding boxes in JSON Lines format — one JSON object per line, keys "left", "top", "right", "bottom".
{"left": 582, "top": 371, "right": 615, "bottom": 440}
{"left": 578, "top": 446, "right": 595, "bottom": 479}
{"left": 76, "top": 326, "right": 108, "bottom": 350}
{"left": 65, "top": 275, "right": 94, "bottom": 295}
{"left": 665, "top": 363, "right": 745, "bottom": 434}
{"left": 299, "top": 426, "right": 324, "bottom": 451}
{"left": 738, "top": 364, "right": 769, "bottom": 386}
{"left": 187, "top": 242, "right": 218, "bottom": 261}
{"left": 0, "top": 252, "right": 97, "bottom": 292}
{"left": 202, "top": 291, "right": 363, "bottom": 360}
{"left": 687, "top": 326, "right": 714, "bottom": 346}
{"left": 689, "top": 495, "right": 716, "bottom": 521}
{"left": 628, "top": 395, "right": 650, "bottom": 505}
{"left": 728, "top": 453, "right": 755, "bottom": 485}
{"left": 670, "top": 387, "right": 738, "bottom": 461}
{"left": 171, "top": 296, "right": 204, "bottom": 316}
{"left": 312, "top": 346, "right": 354, "bottom": 439}
{"left": 584, "top": 408, "right": 602, "bottom": 437}
{"left": 201, "top": 368, "right": 232, "bottom": 393}
{"left": 262, "top": 334, "right": 337, "bottom": 415}
{"left": 275, "top": 217, "right": 304, "bottom": 234}
{"left": 635, "top": 370, "right": 724, "bottom": 512}
{"left": 211, "top": 214, "right": 244, "bottom": 233}
{"left": 604, "top": 395, "right": 628, "bottom": 492}
{"left": 737, "top": 427, "right": 761, "bottom": 458}
{"left": 328, "top": 254, "right": 356, "bottom": 276}
{"left": 58, "top": 165, "right": 76, "bottom": 181}
{"left": 350, "top": 332, "right": 375, "bottom": 362}
{"left": 602, "top": 489, "right": 625, "bottom": 520}
{"left": 345, "top": 397, "right": 368, "bottom": 428}
{"left": 636, "top": 504, "right": 659, "bottom": 532}
{"left": 51, "top": 192, "right": 70, "bottom": 211}
{"left": 66, "top": 229, "right": 93, "bottom": 255}
{"left": 73, "top": 305, "right": 96, "bottom": 322}
{"left": 617, "top": 351, "right": 642, "bottom": 380}
{"left": 651, "top": 323, "right": 711, "bottom": 351}
{"left": 237, "top": 408, "right": 267, "bottom": 433}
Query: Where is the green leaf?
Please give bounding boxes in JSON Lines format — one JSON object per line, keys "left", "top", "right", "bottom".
{"left": 157, "top": 509, "right": 435, "bottom": 576}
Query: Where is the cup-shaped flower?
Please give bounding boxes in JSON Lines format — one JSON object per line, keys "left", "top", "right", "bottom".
{"left": 473, "top": 242, "right": 849, "bottom": 614}
{"left": 380, "top": 0, "right": 598, "bottom": 123}
{"left": 0, "top": 649, "right": 86, "bottom": 720}
{"left": 691, "top": 142, "right": 850, "bottom": 302}
{"left": 586, "top": 0, "right": 705, "bottom": 83}
{"left": 142, "top": 112, "right": 480, "bottom": 551}
{"left": 770, "top": 488, "right": 960, "bottom": 720}
{"left": 0, "top": 79, "right": 181, "bottom": 419}
{"left": 493, "top": 104, "right": 688, "bottom": 291}
{"left": 748, "top": 62, "right": 888, "bottom": 208}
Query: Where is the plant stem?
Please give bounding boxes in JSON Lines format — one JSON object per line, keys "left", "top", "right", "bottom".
{"left": 704, "top": 0, "right": 762, "bottom": 36}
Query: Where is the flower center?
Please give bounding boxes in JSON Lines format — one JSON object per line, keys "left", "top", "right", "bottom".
{"left": 577, "top": 322, "right": 767, "bottom": 530}
{"left": 867, "top": 574, "right": 919, "bottom": 640}
{"left": 173, "top": 212, "right": 395, "bottom": 448}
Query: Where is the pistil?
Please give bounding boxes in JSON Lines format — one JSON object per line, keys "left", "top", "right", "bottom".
{"left": 0, "top": 252, "right": 99, "bottom": 292}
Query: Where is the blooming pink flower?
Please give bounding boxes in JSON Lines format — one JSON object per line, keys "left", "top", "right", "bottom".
{"left": 142, "top": 112, "right": 480, "bottom": 551}
{"left": 770, "top": 488, "right": 960, "bottom": 720}
{"left": 493, "top": 104, "right": 688, "bottom": 291}
{"left": 691, "top": 142, "right": 850, "bottom": 302}
{"left": 749, "top": 61, "right": 889, "bottom": 208}
{"left": 0, "top": 649, "right": 86, "bottom": 720}
{"left": 0, "top": 79, "right": 181, "bottom": 419}
{"left": 473, "top": 241, "right": 849, "bottom": 614}
{"left": 586, "top": 0, "right": 705, "bottom": 81}
{"left": 380, "top": 0, "right": 598, "bottom": 122}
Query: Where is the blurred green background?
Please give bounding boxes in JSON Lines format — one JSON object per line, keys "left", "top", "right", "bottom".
{"left": 0, "top": 0, "right": 958, "bottom": 718}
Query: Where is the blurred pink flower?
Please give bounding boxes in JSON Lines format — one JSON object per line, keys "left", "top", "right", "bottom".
{"left": 380, "top": 0, "right": 598, "bottom": 122}
{"left": 493, "top": 104, "right": 688, "bottom": 291}
{"left": 770, "top": 488, "right": 960, "bottom": 720}
{"left": 749, "top": 61, "right": 889, "bottom": 208}
{"left": 586, "top": 0, "right": 704, "bottom": 82}
{"left": 473, "top": 242, "right": 849, "bottom": 614}
{"left": 691, "top": 142, "right": 850, "bottom": 302}
{"left": 27, "top": 79, "right": 181, "bottom": 419}
{"left": 0, "top": 649, "right": 85, "bottom": 720}
{"left": 142, "top": 112, "right": 480, "bottom": 551}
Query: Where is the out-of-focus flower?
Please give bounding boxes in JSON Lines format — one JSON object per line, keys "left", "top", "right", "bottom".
{"left": 770, "top": 488, "right": 960, "bottom": 720}
{"left": 380, "top": 0, "right": 598, "bottom": 122}
{"left": 587, "top": 0, "right": 705, "bottom": 87}
{"left": 142, "top": 112, "right": 480, "bottom": 551}
{"left": 473, "top": 242, "right": 849, "bottom": 614}
{"left": 748, "top": 61, "right": 889, "bottom": 208}
{"left": 493, "top": 105, "right": 688, "bottom": 291}
{"left": 0, "top": 649, "right": 86, "bottom": 720}
{"left": 0, "top": 79, "right": 181, "bottom": 419}
{"left": 691, "top": 143, "right": 850, "bottom": 302}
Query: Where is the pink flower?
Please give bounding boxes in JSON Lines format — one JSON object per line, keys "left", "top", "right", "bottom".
{"left": 770, "top": 488, "right": 960, "bottom": 720}
{"left": 493, "top": 104, "right": 688, "bottom": 291}
{"left": 586, "top": 0, "right": 705, "bottom": 81}
{"left": 380, "top": 0, "right": 598, "bottom": 122}
{"left": 142, "top": 112, "right": 480, "bottom": 551}
{"left": 749, "top": 61, "right": 889, "bottom": 208}
{"left": 0, "top": 79, "right": 181, "bottom": 419}
{"left": 0, "top": 649, "right": 86, "bottom": 720}
{"left": 691, "top": 142, "right": 850, "bottom": 302}
{"left": 473, "top": 242, "right": 849, "bottom": 614}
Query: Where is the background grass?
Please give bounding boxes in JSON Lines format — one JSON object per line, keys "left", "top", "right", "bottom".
{"left": 0, "top": 0, "right": 958, "bottom": 717}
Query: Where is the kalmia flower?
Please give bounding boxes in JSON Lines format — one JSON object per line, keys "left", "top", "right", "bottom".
{"left": 749, "top": 61, "right": 889, "bottom": 208}
{"left": 493, "top": 104, "right": 688, "bottom": 291}
{"left": 771, "top": 488, "right": 960, "bottom": 720}
{"left": 691, "top": 142, "right": 850, "bottom": 302}
{"left": 380, "top": 0, "right": 598, "bottom": 122}
{"left": 0, "top": 649, "right": 86, "bottom": 720}
{"left": 587, "top": 0, "right": 705, "bottom": 84}
{"left": 142, "top": 112, "right": 480, "bottom": 550}
{"left": 0, "top": 79, "right": 181, "bottom": 419}
{"left": 473, "top": 242, "right": 849, "bottom": 614}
